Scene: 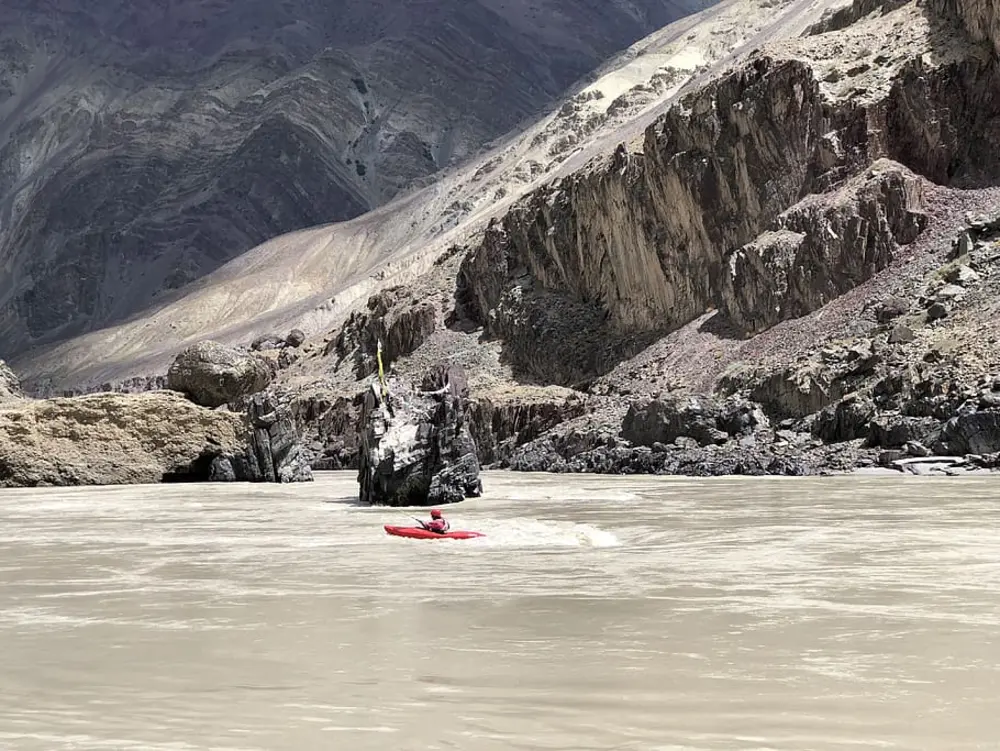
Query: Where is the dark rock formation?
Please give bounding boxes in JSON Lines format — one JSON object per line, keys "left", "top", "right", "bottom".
{"left": 357, "top": 365, "right": 482, "bottom": 505}
{"left": 867, "top": 414, "right": 940, "bottom": 448}
{"left": 212, "top": 392, "right": 313, "bottom": 483}
{"left": 622, "top": 394, "right": 770, "bottom": 448}
{"left": 330, "top": 287, "right": 438, "bottom": 378}
{"left": 290, "top": 390, "right": 364, "bottom": 470}
{"left": 505, "top": 425, "right": 819, "bottom": 477}
{"left": 888, "top": 324, "right": 916, "bottom": 344}
{"left": 936, "top": 410, "right": 1000, "bottom": 455}
{"left": 877, "top": 297, "right": 911, "bottom": 322}
{"left": 717, "top": 337, "right": 885, "bottom": 421}
{"left": 285, "top": 329, "right": 306, "bottom": 348}
{"left": 167, "top": 341, "right": 274, "bottom": 408}
{"left": 812, "top": 394, "right": 876, "bottom": 443}
{"left": 251, "top": 335, "right": 286, "bottom": 352}
{"left": 806, "top": 0, "right": 910, "bottom": 35}
{"left": 467, "top": 388, "right": 590, "bottom": 465}
{"left": 720, "top": 163, "right": 927, "bottom": 334}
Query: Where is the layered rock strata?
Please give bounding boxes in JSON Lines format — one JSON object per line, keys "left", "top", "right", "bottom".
{"left": 455, "top": 15, "right": 997, "bottom": 383}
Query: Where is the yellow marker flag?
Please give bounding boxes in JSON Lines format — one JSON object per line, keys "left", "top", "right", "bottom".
{"left": 376, "top": 339, "right": 388, "bottom": 401}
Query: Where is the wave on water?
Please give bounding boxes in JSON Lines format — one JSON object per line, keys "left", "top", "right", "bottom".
{"left": 445, "top": 518, "right": 621, "bottom": 549}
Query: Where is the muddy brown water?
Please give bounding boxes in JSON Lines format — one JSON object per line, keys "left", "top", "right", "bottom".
{"left": 2, "top": 471, "right": 1000, "bottom": 749}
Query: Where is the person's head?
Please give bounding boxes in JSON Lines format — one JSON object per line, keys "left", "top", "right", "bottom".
{"left": 430, "top": 509, "right": 443, "bottom": 519}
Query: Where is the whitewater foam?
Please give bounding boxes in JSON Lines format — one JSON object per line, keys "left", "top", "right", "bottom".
{"left": 456, "top": 518, "right": 621, "bottom": 549}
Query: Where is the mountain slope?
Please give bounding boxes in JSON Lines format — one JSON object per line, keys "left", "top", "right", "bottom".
{"left": 13, "top": 0, "right": 1000, "bottom": 478}
{"left": 13, "top": 0, "right": 836, "bottom": 391}
{"left": 0, "top": 0, "right": 709, "bottom": 353}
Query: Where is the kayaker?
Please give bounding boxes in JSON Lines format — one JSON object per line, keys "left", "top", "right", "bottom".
{"left": 423, "top": 509, "right": 450, "bottom": 534}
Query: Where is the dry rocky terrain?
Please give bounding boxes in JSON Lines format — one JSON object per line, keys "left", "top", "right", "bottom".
{"left": 6, "top": 0, "right": 1000, "bottom": 479}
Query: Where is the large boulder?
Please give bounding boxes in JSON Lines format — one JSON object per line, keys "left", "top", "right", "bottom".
{"left": 866, "top": 414, "right": 940, "bottom": 448}
{"left": 621, "top": 394, "right": 769, "bottom": 448}
{"left": 936, "top": 410, "right": 1000, "bottom": 455}
{"left": 812, "top": 394, "right": 876, "bottom": 443}
{"left": 167, "top": 340, "right": 274, "bottom": 408}
{"left": 358, "top": 365, "right": 483, "bottom": 506}
{"left": 0, "top": 391, "right": 244, "bottom": 486}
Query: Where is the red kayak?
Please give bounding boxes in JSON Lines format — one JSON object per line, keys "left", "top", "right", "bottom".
{"left": 384, "top": 525, "right": 485, "bottom": 540}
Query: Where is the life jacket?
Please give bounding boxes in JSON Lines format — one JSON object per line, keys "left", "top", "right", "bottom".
{"left": 428, "top": 518, "right": 450, "bottom": 533}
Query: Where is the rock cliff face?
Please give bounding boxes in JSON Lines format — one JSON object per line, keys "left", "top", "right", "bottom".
{"left": 456, "top": 16, "right": 1000, "bottom": 384}
{"left": 358, "top": 366, "right": 482, "bottom": 505}
{"left": 932, "top": 0, "right": 1000, "bottom": 54}
{"left": 0, "top": 391, "right": 246, "bottom": 487}
{"left": 720, "top": 162, "right": 927, "bottom": 334}
{"left": 0, "top": 0, "right": 707, "bottom": 354}
{"left": 467, "top": 386, "right": 590, "bottom": 465}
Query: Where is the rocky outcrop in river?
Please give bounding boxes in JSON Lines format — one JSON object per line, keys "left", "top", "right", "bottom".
{"left": 358, "top": 365, "right": 482, "bottom": 505}
{"left": 0, "top": 353, "right": 312, "bottom": 487}
{"left": 0, "top": 391, "right": 247, "bottom": 487}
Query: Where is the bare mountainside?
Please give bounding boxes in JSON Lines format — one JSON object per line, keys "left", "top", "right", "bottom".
{"left": 0, "top": 0, "right": 710, "bottom": 353}
{"left": 14, "top": 0, "right": 831, "bottom": 389}
{"left": 14, "top": 0, "right": 1000, "bottom": 478}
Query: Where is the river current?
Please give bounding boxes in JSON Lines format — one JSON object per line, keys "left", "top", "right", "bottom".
{"left": 1, "top": 471, "right": 999, "bottom": 749}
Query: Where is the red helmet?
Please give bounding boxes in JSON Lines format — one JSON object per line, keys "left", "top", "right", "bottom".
{"left": 430, "top": 509, "right": 443, "bottom": 519}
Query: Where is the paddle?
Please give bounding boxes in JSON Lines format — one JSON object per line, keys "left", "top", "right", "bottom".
{"left": 412, "top": 516, "right": 430, "bottom": 530}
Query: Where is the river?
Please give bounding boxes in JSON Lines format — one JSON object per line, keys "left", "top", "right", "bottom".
{"left": 1, "top": 471, "right": 999, "bottom": 749}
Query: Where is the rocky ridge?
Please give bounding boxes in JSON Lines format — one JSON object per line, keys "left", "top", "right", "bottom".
{"left": 11, "top": 0, "right": 1000, "bottom": 479}
{"left": 277, "top": 0, "right": 1000, "bottom": 478}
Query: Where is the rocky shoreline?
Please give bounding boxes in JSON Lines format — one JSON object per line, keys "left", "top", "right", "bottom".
{"left": 0, "top": 342, "right": 313, "bottom": 488}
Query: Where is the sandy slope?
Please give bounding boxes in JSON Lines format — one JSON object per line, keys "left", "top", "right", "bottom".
{"left": 13, "top": 0, "right": 851, "bottom": 391}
